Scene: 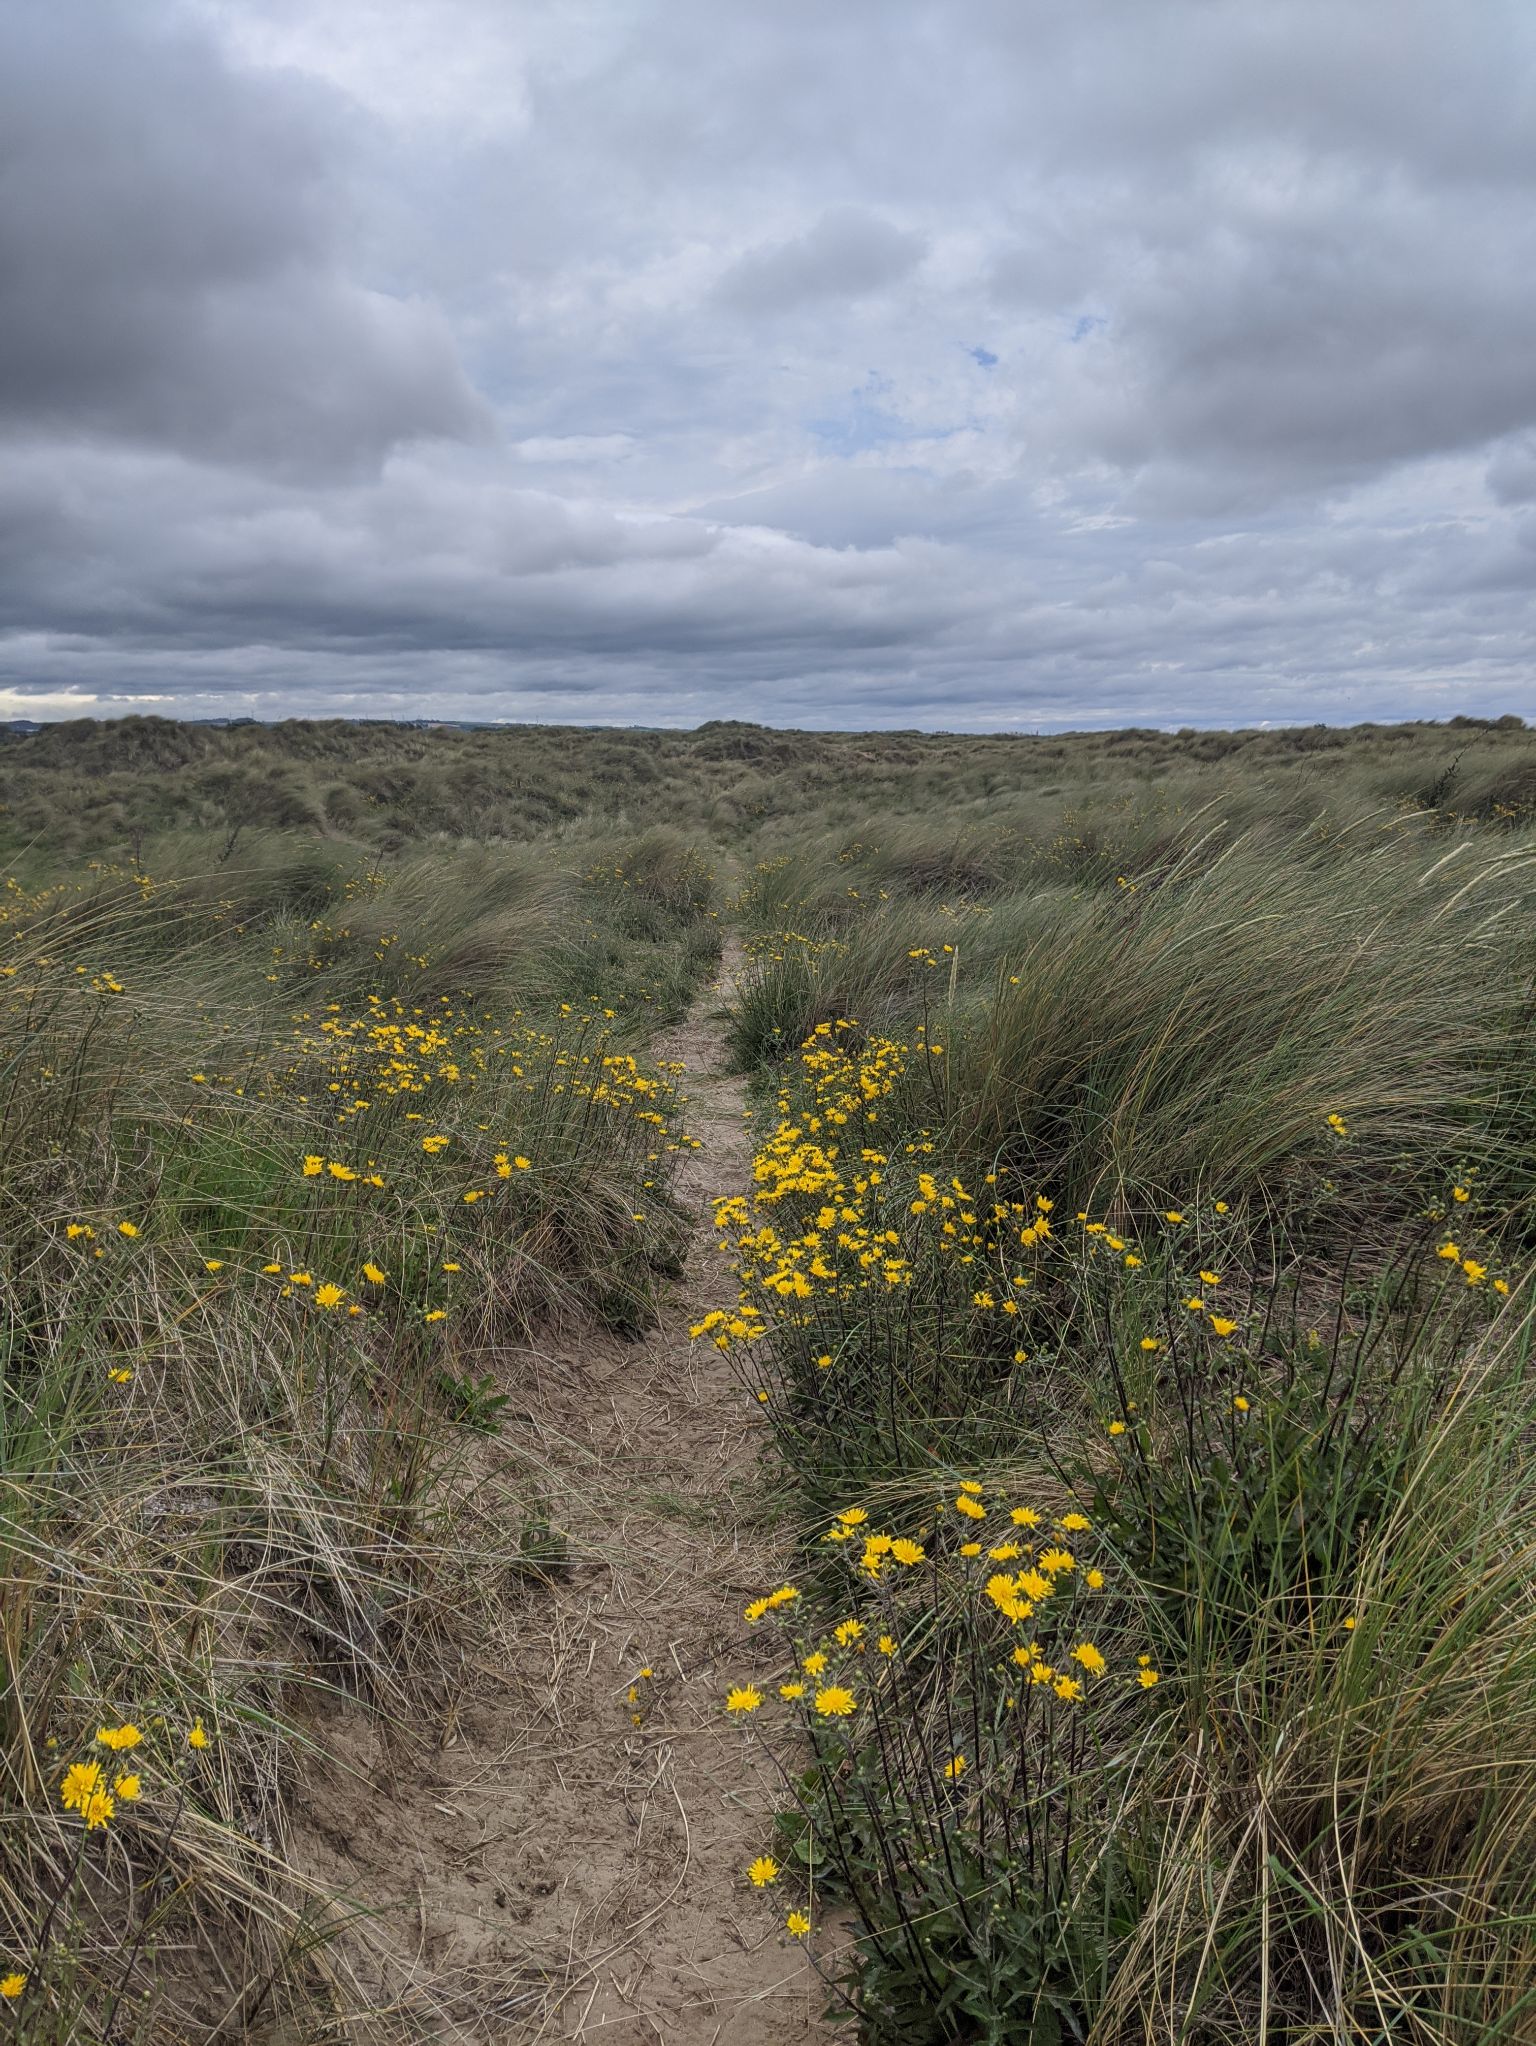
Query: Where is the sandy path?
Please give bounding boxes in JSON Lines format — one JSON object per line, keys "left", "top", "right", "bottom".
{"left": 299, "top": 946, "right": 841, "bottom": 2043}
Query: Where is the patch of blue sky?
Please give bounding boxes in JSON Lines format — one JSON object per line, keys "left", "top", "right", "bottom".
{"left": 808, "top": 374, "right": 967, "bottom": 458}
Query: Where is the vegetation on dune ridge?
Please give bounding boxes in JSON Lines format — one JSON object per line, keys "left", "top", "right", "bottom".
{"left": 5, "top": 711, "right": 1536, "bottom": 2040}
{"left": 1, "top": 709, "right": 1533, "bottom": 863}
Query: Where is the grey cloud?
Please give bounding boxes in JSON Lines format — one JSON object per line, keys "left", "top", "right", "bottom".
{"left": 1488, "top": 436, "right": 1536, "bottom": 506}
{"left": 1058, "top": 181, "right": 1536, "bottom": 509}
{"left": 714, "top": 206, "right": 927, "bottom": 313}
{"left": 1, "top": 0, "right": 1535, "bottom": 730}
{"left": 0, "top": 0, "right": 487, "bottom": 478}
{"left": 0, "top": 440, "right": 962, "bottom": 662}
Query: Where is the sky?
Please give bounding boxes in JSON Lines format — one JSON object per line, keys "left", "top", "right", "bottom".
{"left": 1, "top": 0, "right": 1534, "bottom": 731}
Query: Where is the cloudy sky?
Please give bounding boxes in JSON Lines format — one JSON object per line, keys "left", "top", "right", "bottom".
{"left": 2, "top": 0, "right": 1534, "bottom": 729}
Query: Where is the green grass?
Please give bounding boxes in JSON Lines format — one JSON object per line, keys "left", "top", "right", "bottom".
{"left": 702, "top": 771, "right": 1536, "bottom": 2042}
{"left": 7, "top": 710, "right": 1536, "bottom": 2040}
{"left": 2, "top": 710, "right": 1534, "bottom": 866}
{"left": 0, "top": 835, "right": 718, "bottom": 2038}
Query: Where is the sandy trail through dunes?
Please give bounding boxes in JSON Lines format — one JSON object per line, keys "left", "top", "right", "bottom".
{"left": 297, "top": 943, "right": 843, "bottom": 2043}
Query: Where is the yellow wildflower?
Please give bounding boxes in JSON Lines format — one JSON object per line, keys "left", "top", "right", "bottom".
{"left": 79, "top": 1786, "right": 115, "bottom": 1827}
{"left": 746, "top": 1856, "right": 780, "bottom": 1887}
{"left": 814, "top": 1685, "right": 857, "bottom": 1717}
{"left": 786, "top": 1910, "right": 811, "bottom": 1938}
{"left": 61, "top": 1760, "right": 103, "bottom": 1811}
{"left": 724, "top": 1685, "right": 763, "bottom": 1714}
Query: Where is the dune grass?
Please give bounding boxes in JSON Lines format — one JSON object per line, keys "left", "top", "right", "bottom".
{"left": 0, "top": 839, "right": 716, "bottom": 2038}
{"left": 6, "top": 712, "right": 1536, "bottom": 2040}
{"left": 705, "top": 779, "right": 1536, "bottom": 2042}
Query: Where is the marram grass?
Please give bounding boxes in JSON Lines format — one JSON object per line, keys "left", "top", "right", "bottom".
{"left": 7, "top": 716, "right": 1536, "bottom": 2040}
{"left": 707, "top": 898, "right": 1536, "bottom": 2043}
{"left": 0, "top": 846, "right": 716, "bottom": 2039}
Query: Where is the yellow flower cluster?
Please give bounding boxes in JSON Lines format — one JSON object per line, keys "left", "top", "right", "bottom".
{"left": 693, "top": 1015, "right": 1254, "bottom": 1377}
{"left": 51, "top": 972, "right": 691, "bottom": 1340}
{"left": 696, "top": 1019, "right": 1056, "bottom": 1351}
{"left": 726, "top": 1484, "right": 1160, "bottom": 1740}
{"left": 727, "top": 1479, "right": 1165, "bottom": 1953}
{"left": 1435, "top": 1236, "right": 1509, "bottom": 1294}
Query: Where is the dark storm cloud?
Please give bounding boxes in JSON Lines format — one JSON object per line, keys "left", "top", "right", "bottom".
{"left": 0, "top": 0, "right": 1533, "bottom": 726}
{"left": 0, "top": 0, "right": 486, "bottom": 479}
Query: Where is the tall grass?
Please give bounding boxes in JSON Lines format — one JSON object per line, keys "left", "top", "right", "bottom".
{"left": 706, "top": 804, "right": 1536, "bottom": 2042}
{"left": 0, "top": 844, "right": 715, "bottom": 2037}
{"left": 9, "top": 713, "right": 1536, "bottom": 2040}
